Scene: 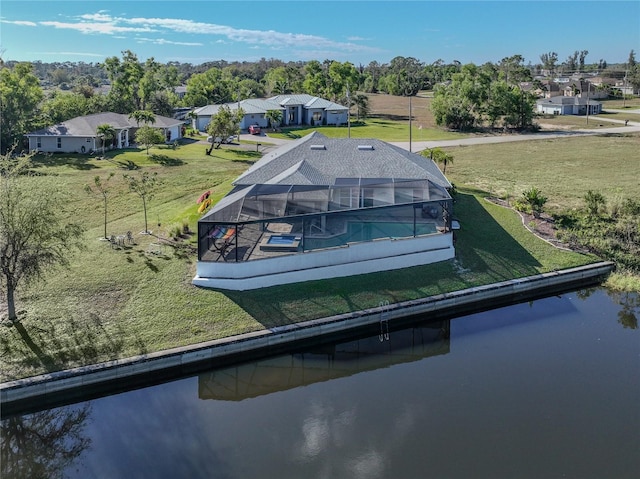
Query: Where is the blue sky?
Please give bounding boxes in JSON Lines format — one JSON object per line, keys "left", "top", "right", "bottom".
{"left": 1, "top": 1, "right": 638, "bottom": 66}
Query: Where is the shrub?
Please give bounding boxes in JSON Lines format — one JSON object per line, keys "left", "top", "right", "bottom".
{"left": 584, "top": 190, "right": 606, "bottom": 216}
{"left": 521, "top": 187, "right": 547, "bottom": 218}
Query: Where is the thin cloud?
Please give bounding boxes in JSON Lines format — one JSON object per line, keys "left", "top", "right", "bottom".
{"left": 1, "top": 20, "right": 37, "bottom": 27}
{"left": 29, "top": 51, "right": 106, "bottom": 58}
{"left": 23, "top": 11, "right": 381, "bottom": 54}
{"left": 135, "top": 37, "right": 203, "bottom": 47}
{"left": 40, "top": 20, "right": 154, "bottom": 35}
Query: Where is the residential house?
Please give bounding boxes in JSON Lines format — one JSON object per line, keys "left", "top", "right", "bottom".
{"left": 536, "top": 96, "right": 602, "bottom": 115}
{"left": 192, "top": 94, "right": 348, "bottom": 132}
{"left": 25, "top": 112, "right": 183, "bottom": 154}
{"left": 193, "top": 132, "right": 455, "bottom": 290}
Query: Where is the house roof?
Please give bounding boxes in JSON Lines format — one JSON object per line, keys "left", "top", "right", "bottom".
{"left": 193, "top": 94, "right": 347, "bottom": 117}
{"left": 25, "top": 112, "right": 183, "bottom": 137}
{"left": 201, "top": 133, "right": 452, "bottom": 224}
{"left": 193, "top": 99, "right": 284, "bottom": 116}
{"left": 536, "top": 96, "right": 601, "bottom": 106}
{"left": 269, "top": 94, "right": 348, "bottom": 111}
{"left": 235, "top": 131, "right": 451, "bottom": 188}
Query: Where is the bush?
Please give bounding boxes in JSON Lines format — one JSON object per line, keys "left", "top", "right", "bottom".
{"left": 584, "top": 190, "right": 606, "bottom": 216}
{"left": 521, "top": 187, "right": 547, "bottom": 218}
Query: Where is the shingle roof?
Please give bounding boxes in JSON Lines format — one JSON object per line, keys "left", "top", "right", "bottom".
{"left": 536, "top": 96, "right": 601, "bottom": 106}
{"left": 193, "top": 95, "right": 346, "bottom": 117}
{"left": 26, "top": 112, "right": 182, "bottom": 137}
{"left": 269, "top": 94, "right": 348, "bottom": 111}
{"left": 235, "top": 132, "right": 451, "bottom": 188}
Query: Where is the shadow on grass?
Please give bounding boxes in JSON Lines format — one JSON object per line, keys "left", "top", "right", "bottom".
{"left": 453, "top": 191, "right": 542, "bottom": 279}
{"left": 149, "top": 154, "right": 185, "bottom": 166}
{"left": 221, "top": 191, "right": 541, "bottom": 326}
{"left": 2, "top": 312, "right": 128, "bottom": 379}
{"left": 233, "top": 150, "right": 261, "bottom": 159}
{"left": 31, "top": 154, "right": 98, "bottom": 171}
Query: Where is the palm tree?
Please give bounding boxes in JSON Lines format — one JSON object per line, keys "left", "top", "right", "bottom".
{"left": 424, "top": 147, "right": 454, "bottom": 175}
{"left": 265, "top": 109, "right": 283, "bottom": 131}
{"left": 128, "top": 110, "right": 156, "bottom": 126}
{"left": 96, "top": 124, "right": 116, "bottom": 155}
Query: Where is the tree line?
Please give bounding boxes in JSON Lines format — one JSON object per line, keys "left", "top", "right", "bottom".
{"left": 2, "top": 49, "right": 639, "bottom": 153}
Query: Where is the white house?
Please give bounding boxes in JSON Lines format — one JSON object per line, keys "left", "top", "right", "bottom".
{"left": 192, "top": 94, "right": 348, "bottom": 132}
{"left": 193, "top": 132, "right": 456, "bottom": 290}
{"left": 25, "top": 112, "right": 184, "bottom": 154}
{"left": 536, "top": 96, "right": 603, "bottom": 116}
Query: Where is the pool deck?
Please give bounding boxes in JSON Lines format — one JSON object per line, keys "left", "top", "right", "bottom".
{"left": 0, "top": 261, "right": 615, "bottom": 417}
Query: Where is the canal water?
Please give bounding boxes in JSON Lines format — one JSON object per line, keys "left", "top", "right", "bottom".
{"left": 2, "top": 287, "right": 638, "bottom": 478}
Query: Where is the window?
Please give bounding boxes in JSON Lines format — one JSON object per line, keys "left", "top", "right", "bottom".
{"left": 312, "top": 111, "right": 322, "bottom": 122}
{"left": 57, "top": 138, "right": 62, "bottom": 149}
{"left": 37, "top": 137, "right": 41, "bottom": 148}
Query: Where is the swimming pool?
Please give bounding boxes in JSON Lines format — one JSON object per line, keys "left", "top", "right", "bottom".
{"left": 305, "top": 221, "right": 438, "bottom": 250}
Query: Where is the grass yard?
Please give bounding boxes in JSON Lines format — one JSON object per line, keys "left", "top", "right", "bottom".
{"left": 445, "top": 133, "right": 640, "bottom": 212}
{"left": 0, "top": 135, "right": 596, "bottom": 381}
{"left": 269, "top": 92, "right": 467, "bottom": 142}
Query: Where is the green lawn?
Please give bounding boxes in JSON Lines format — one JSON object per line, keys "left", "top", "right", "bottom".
{"left": 269, "top": 118, "right": 467, "bottom": 142}
{"left": 445, "top": 134, "right": 640, "bottom": 212}
{"left": 0, "top": 138, "right": 604, "bottom": 381}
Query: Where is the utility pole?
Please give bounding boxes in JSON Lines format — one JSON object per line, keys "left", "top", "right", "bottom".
{"left": 346, "top": 83, "right": 351, "bottom": 138}
{"left": 623, "top": 70, "right": 628, "bottom": 108}
{"left": 409, "top": 94, "right": 413, "bottom": 152}
{"left": 586, "top": 81, "right": 590, "bottom": 125}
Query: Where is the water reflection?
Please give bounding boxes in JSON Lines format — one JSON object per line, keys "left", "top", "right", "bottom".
{"left": 1, "top": 405, "right": 91, "bottom": 479}
{"left": 1, "top": 288, "right": 638, "bottom": 479}
{"left": 199, "top": 321, "right": 450, "bottom": 401}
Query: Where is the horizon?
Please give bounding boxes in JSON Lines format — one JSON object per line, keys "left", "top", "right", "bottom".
{"left": 1, "top": 1, "right": 638, "bottom": 67}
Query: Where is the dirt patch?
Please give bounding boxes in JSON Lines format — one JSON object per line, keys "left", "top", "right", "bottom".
{"left": 367, "top": 93, "right": 436, "bottom": 128}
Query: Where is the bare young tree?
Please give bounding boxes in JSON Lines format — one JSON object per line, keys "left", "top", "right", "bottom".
{"left": 84, "top": 173, "right": 116, "bottom": 240}
{"left": 0, "top": 150, "right": 84, "bottom": 321}
{"left": 123, "top": 171, "right": 160, "bottom": 234}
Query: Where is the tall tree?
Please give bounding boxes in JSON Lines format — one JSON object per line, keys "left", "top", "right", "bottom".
{"left": 0, "top": 151, "right": 84, "bottom": 321}
{"left": 205, "top": 105, "right": 244, "bottom": 153}
{"left": 539, "top": 52, "right": 558, "bottom": 72}
{"left": 101, "top": 50, "right": 144, "bottom": 113}
{"left": 183, "top": 67, "right": 231, "bottom": 106}
{"left": 40, "top": 91, "right": 101, "bottom": 125}
{"left": 0, "top": 63, "right": 43, "bottom": 153}
{"left": 353, "top": 93, "right": 370, "bottom": 121}
{"left": 123, "top": 171, "right": 160, "bottom": 234}
{"left": 578, "top": 50, "right": 589, "bottom": 71}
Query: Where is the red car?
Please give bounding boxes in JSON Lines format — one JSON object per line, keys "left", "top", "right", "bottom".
{"left": 249, "top": 124, "right": 261, "bottom": 135}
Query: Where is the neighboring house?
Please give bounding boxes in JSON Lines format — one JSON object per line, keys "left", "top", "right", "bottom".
{"left": 192, "top": 94, "right": 348, "bottom": 132}
{"left": 536, "top": 96, "right": 602, "bottom": 116}
{"left": 269, "top": 94, "right": 349, "bottom": 127}
{"left": 539, "top": 80, "right": 562, "bottom": 98}
{"left": 25, "top": 112, "right": 183, "bottom": 154}
{"left": 193, "top": 132, "right": 455, "bottom": 290}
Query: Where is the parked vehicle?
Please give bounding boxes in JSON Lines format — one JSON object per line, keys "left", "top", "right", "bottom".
{"left": 249, "top": 124, "right": 261, "bottom": 135}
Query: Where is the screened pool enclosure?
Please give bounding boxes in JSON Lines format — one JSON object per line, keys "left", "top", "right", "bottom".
{"left": 198, "top": 178, "right": 453, "bottom": 263}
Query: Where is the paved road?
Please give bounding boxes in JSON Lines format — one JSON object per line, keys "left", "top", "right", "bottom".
{"left": 389, "top": 118, "right": 640, "bottom": 151}
{"left": 236, "top": 112, "right": 640, "bottom": 153}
